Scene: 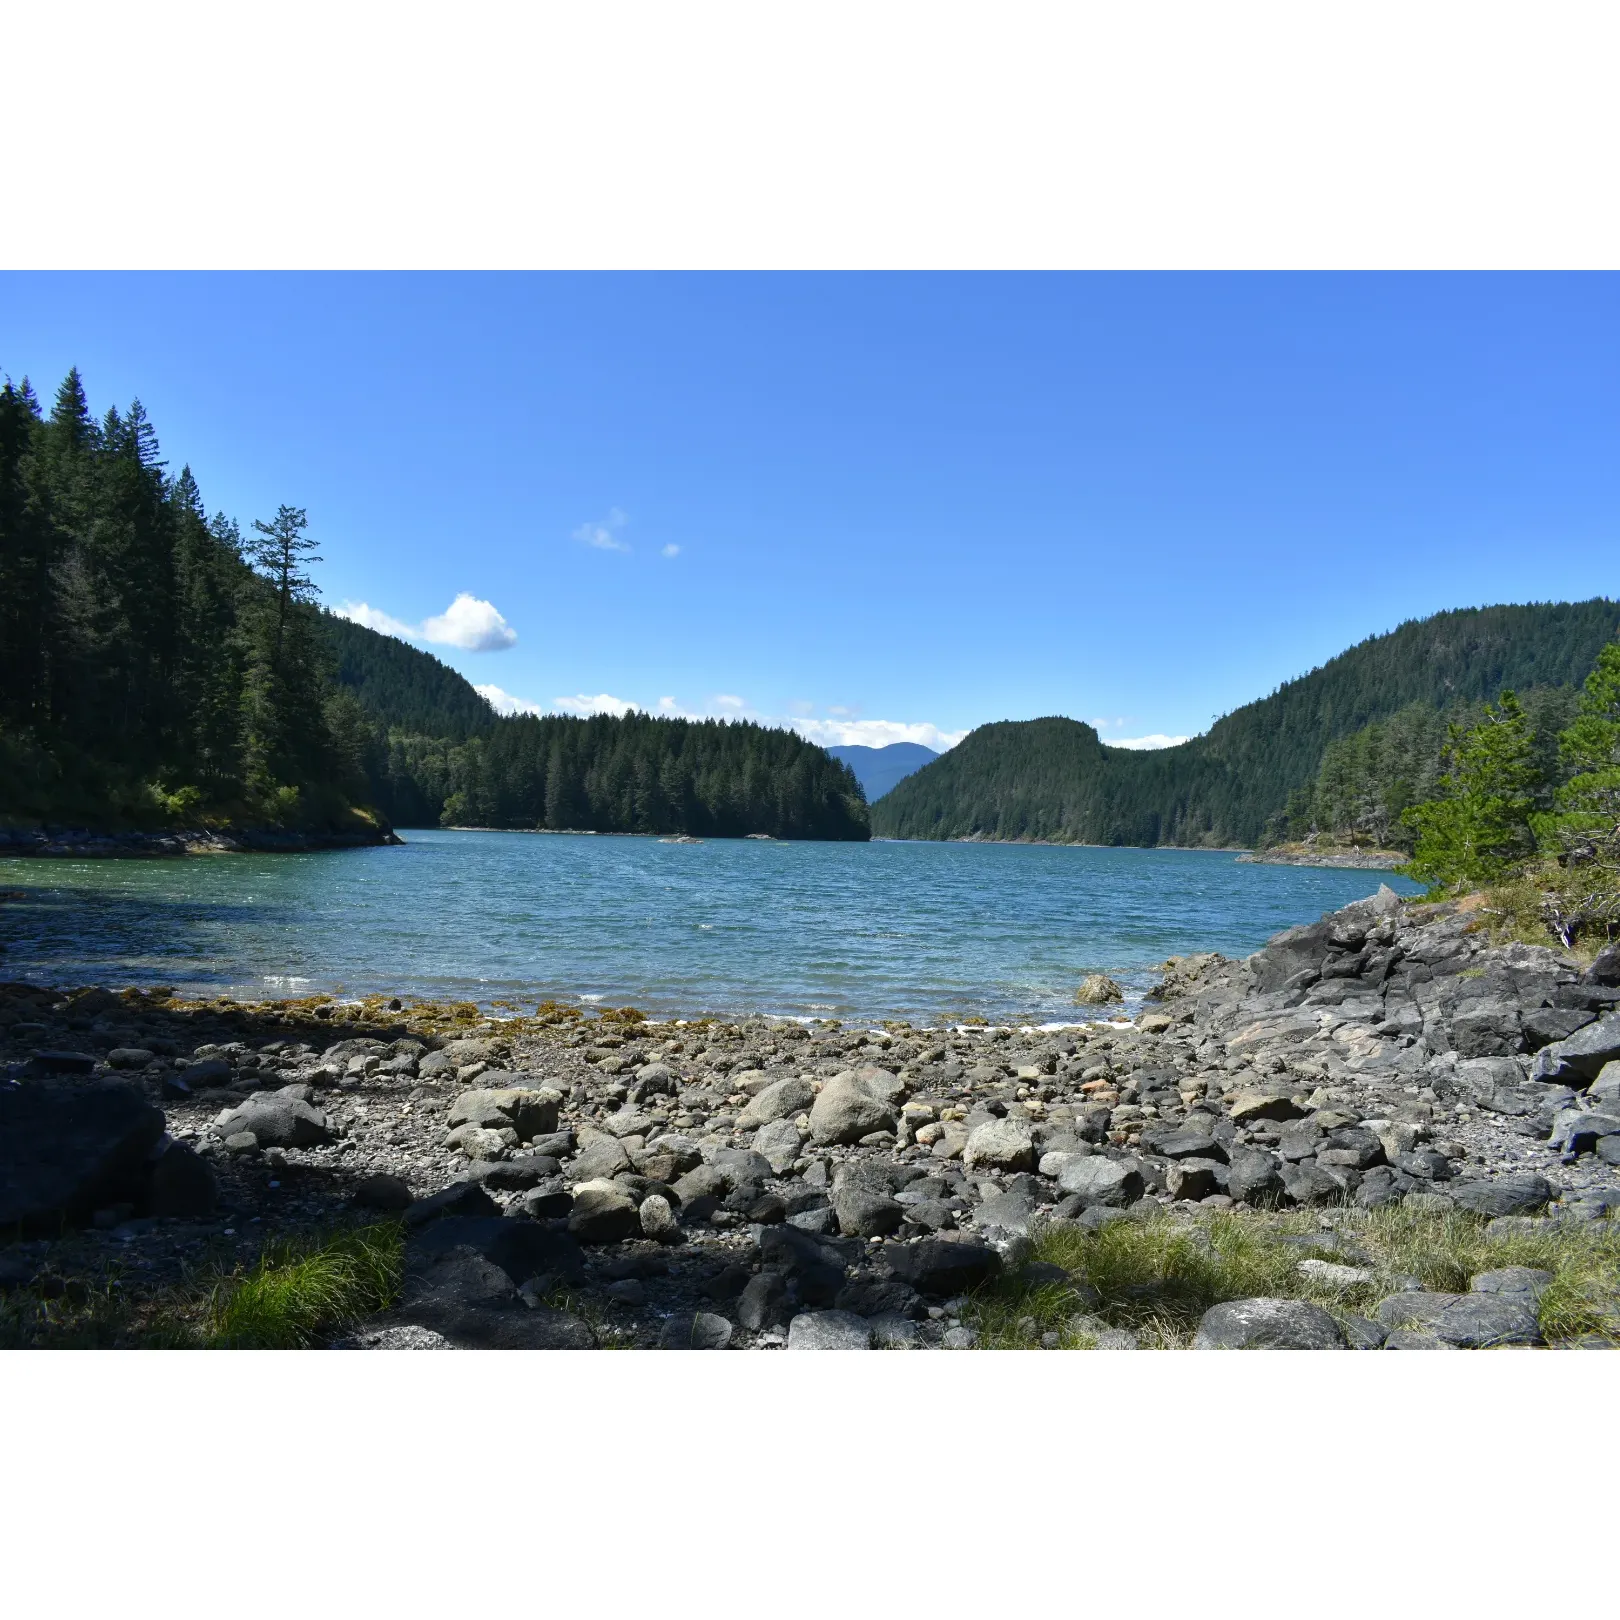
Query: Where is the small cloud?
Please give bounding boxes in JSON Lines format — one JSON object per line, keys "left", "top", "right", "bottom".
{"left": 661, "top": 543, "right": 680, "bottom": 558}
{"left": 420, "top": 593, "right": 517, "bottom": 651}
{"left": 792, "top": 718, "right": 968, "bottom": 751}
{"left": 825, "top": 704, "right": 855, "bottom": 718}
{"left": 712, "top": 694, "right": 748, "bottom": 714}
{"left": 334, "top": 601, "right": 418, "bottom": 640}
{"left": 553, "top": 692, "right": 637, "bottom": 717}
{"left": 787, "top": 699, "right": 815, "bottom": 717}
{"left": 335, "top": 593, "right": 516, "bottom": 652}
{"left": 475, "top": 683, "right": 545, "bottom": 716}
{"left": 1109, "top": 733, "right": 1190, "bottom": 750}
{"left": 574, "top": 507, "right": 630, "bottom": 552}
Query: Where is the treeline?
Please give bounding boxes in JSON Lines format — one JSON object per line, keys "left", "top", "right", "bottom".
{"left": 369, "top": 713, "right": 870, "bottom": 840}
{"left": 872, "top": 601, "right": 1620, "bottom": 847}
{"left": 1398, "top": 640, "right": 1620, "bottom": 946}
{"left": 1274, "top": 686, "right": 1583, "bottom": 850}
{"left": 1, "top": 368, "right": 869, "bottom": 842}
{"left": 0, "top": 369, "right": 378, "bottom": 830}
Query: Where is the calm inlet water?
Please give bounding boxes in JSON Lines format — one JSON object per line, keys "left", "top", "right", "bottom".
{"left": 0, "top": 831, "right": 1421, "bottom": 1025}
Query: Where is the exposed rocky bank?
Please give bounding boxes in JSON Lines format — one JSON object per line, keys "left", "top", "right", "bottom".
{"left": 4, "top": 885, "right": 1618, "bottom": 1349}
{"left": 0, "top": 825, "right": 403, "bottom": 858}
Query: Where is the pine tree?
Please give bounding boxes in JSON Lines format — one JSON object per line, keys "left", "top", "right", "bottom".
{"left": 1403, "top": 691, "right": 1542, "bottom": 889}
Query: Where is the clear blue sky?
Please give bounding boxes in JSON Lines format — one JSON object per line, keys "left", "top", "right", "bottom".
{"left": 4, "top": 273, "right": 1616, "bottom": 750}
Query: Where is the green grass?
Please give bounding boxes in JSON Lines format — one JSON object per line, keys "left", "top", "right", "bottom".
{"left": 205, "top": 1223, "right": 404, "bottom": 1348}
{"left": 0, "top": 1222, "right": 405, "bottom": 1350}
{"left": 964, "top": 1206, "right": 1620, "bottom": 1349}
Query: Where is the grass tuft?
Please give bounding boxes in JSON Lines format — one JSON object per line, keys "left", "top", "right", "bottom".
{"left": 205, "top": 1223, "right": 404, "bottom": 1348}
{"left": 965, "top": 1206, "right": 1620, "bottom": 1349}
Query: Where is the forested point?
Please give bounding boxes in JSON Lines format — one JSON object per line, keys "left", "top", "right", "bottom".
{"left": 872, "top": 601, "right": 1620, "bottom": 849}
{"left": 0, "top": 369, "right": 869, "bottom": 842}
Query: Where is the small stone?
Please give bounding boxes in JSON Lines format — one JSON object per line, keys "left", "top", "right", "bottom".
{"left": 639, "top": 1193, "right": 680, "bottom": 1243}
{"left": 352, "top": 1172, "right": 414, "bottom": 1211}
{"left": 658, "top": 1311, "right": 734, "bottom": 1349}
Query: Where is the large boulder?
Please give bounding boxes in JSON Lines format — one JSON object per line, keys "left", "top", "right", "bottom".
{"left": 883, "top": 1237, "right": 1002, "bottom": 1297}
{"left": 0, "top": 1079, "right": 166, "bottom": 1230}
{"left": 963, "top": 1119, "right": 1036, "bottom": 1173}
{"left": 1531, "top": 1013, "right": 1620, "bottom": 1085}
{"left": 752, "top": 1118, "right": 805, "bottom": 1174}
{"left": 1193, "top": 1298, "right": 1347, "bottom": 1350}
{"left": 787, "top": 1310, "right": 874, "bottom": 1350}
{"left": 736, "top": 1076, "right": 816, "bottom": 1131}
{"left": 213, "top": 1091, "right": 331, "bottom": 1148}
{"left": 1055, "top": 1155, "right": 1143, "bottom": 1207}
{"left": 566, "top": 1181, "right": 642, "bottom": 1243}
{"left": 446, "top": 1086, "right": 560, "bottom": 1142}
{"left": 147, "top": 1139, "right": 217, "bottom": 1217}
{"left": 1374, "top": 1291, "right": 1542, "bottom": 1348}
{"left": 1448, "top": 1174, "right": 1554, "bottom": 1217}
{"left": 808, "top": 1068, "right": 902, "bottom": 1145}
{"left": 1449, "top": 998, "right": 1524, "bottom": 1058}
{"left": 831, "top": 1181, "right": 906, "bottom": 1238}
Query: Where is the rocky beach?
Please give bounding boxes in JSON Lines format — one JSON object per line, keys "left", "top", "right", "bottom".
{"left": 4, "top": 885, "right": 1619, "bottom": 1350}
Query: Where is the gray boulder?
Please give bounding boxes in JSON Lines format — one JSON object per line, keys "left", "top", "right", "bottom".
{"left": 1375, "top": 1291, "right": 1542, "bottom": 1347}
{"left": 752, "top": 1117, "right": 805, "bottom": 1174}
{"left": 1166, "top": 1157, "right": 1225, "bottom": 1202}
{"left": 883, "top": 1237, "right": 1002, "bottom": 1297}
{"left": 658, "top": 1311, "right": 734, "bottom": 1349}
{"left": 1225, "top": 1146, "right": 1285, "bottom": 1205}
{"left": 1449, "top": 1174, "right": 1553, "bottom": 1217}
{"left": 1470, "top": 1266, "right": 1554, "bottom": 1302}
{"left": 788, "top": 1310, "right": 874, "bottom": 1349}
{"left": 566, "top": 1180, "right": 641, "bottom": 1243}
{"left": 736, "top": 1076, "right": 815, "bottom": 1131}
{"left": 213, "top": 1091, "right": 331, "bottom": 1148}
{"left": 568, "top": 1133, "right": 632, "bottom": 1182}
{"left": 963, "top": 1119, "right": 1036, "bottom": 1173}
{"left": 447, "top": 1086, "right": 560, "bottom": 1141}
{"left": 831, "top": 1182, "right": 906, "bottom": 1238}
{"left": 1532, "top": 1013, "right": 1620, "bottom": 1084}
{"left": 1193, "top": 1298, "right": 1347, "bottom": 1349}
{"left": 1056, "top": 1156, "right": 1143, "bottom": 1207}
{"left": 808, "top": 1067, "right": 902, "bottom": 1145}
{"left": 1450, "top": 998, "right": 1524, "bottom": 1057}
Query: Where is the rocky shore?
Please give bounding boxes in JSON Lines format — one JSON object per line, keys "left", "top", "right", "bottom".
{"left": 1237, "top": 845, "right": 1408, "bottom": 869}
{"left": 0, "top": 825, "right": 404, "bottom": 858}
{"left": 4, "top": 886, "right": 1618, "bottom": 1350}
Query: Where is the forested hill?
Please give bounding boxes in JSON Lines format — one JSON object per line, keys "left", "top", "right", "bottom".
{"left": 0, "top": 367, "right": 868, "bottom": 842}
{"left": 325, "top": 612, "right": 496, "bottom": 741}
{"left": 872, "top": 600, "right": 1620, "bottom": 848}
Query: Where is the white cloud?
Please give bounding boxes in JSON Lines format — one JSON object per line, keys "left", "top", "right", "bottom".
{"left": 1109, "top": 733, "right": 1190, "bottom": 750}
{"left": 420, "top": 593, "right": 517, "bottom": 651}
{"left": 661, "top": 543, "right": 680, "bottom": 558}
{"left": 474, "top": 683, "right": 546, "bottom": 717}
{"left": 553, "top": 692, "right": 637, "bottom": 717}
{"left": 334, "top": 601, "right": 419, "bottom": 640}
{"left": 334, "top": 593, "right": 516, "bottom": 652}
{"left": 713, "top": 694, "right": 747, "bottom": 713}
{"left": 792, "top": 717, "right": 968, "bottom": 751}
{"left": 574, "top": 507, "right": 630, "bottom": 552}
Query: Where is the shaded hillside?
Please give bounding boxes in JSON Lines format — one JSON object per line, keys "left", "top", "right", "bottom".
{"left": 325, "top": 612, "right": 496, "bottom": 740}
{"left": 873, "top": 600, "right": 1620, "bottom": 847}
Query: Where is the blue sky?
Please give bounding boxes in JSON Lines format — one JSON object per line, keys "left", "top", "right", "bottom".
{"left": 3, "top": 273, "right": 1616, "bottom": 750}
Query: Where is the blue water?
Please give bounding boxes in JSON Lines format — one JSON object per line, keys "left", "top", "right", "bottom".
{"left": 0, "top": 831, "right": 1421, "bottom": 1025}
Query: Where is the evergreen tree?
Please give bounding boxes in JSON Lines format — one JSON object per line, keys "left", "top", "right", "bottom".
{"left": 1402, "top": 691, "right": 1542, "bottom": 889}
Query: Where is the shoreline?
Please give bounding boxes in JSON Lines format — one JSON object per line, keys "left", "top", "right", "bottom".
{"left": 0, "top": 826, "right": 404, "bottom": 860}
{"left": 1237, "top": 846, "right": 1408, "bottom": 871}
{"left": 5, "top": 889, "right": 1617, "bottom": 1351}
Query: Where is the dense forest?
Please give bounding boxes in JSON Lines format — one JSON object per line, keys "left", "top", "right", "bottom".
{"left": 873, "top": 601, "right": 1620, "bottom": 847}
{"left": 0, "top": 369, "right": 868, "bottom": 842}
{"left": 1276, "top": 686, "right": 1582, "bottom": 850}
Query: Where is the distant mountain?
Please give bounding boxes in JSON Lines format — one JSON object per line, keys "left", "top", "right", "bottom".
{"left": 872, "top": 600, "right": 1620, "bottom": 848}
{"left": 827, "top": 741, "right": 940, "bottom": 801}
